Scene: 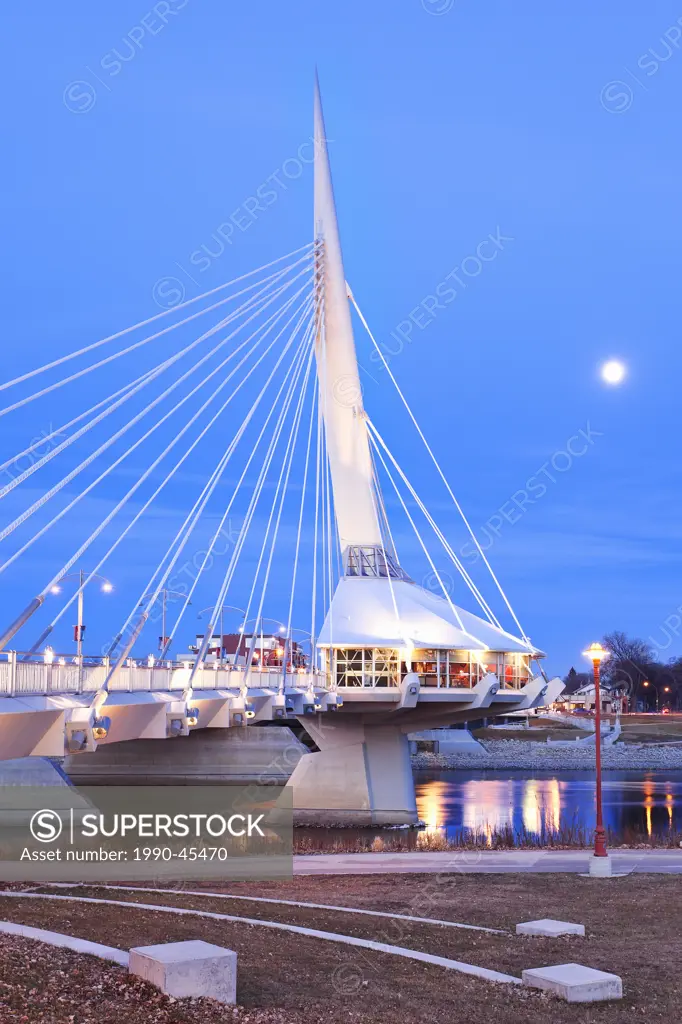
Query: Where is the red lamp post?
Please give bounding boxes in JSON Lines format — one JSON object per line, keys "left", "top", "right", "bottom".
{"left": 583, "top": 641, "right": 609, "bottom": 859}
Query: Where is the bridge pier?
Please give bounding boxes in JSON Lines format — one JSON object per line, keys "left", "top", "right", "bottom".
{"left": 286, "top": 716, "right": 418, "bottom": 826}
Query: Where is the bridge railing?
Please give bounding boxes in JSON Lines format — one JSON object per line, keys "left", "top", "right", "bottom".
{"left": 0, "top": 652, "right": 329, "bottom": 697}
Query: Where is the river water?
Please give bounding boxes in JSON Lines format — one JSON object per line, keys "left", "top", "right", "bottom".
{"left": 415, "top": 770, "right": 682, "bottom": 841}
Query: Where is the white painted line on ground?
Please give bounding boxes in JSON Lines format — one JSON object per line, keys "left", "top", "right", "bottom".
{"left": 0, "top": 919, "right": 128, "bottom": 965}
{"left": 0, "top": 891, "right": 520, "bottom": 986}
{"left": 60, "top": 883, "right": 506, "bottom": 935}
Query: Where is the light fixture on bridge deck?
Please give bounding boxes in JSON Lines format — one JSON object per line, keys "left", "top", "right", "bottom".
{"left": 66, "top": 729, "right": 88, "bottom": 753}
{"left": 92, "top": 716, "right": 111, "bottom": 741}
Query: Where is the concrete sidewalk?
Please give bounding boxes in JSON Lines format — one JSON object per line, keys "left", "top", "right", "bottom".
{"left": 294, "top": 849, "right": 682, "bottom": 875}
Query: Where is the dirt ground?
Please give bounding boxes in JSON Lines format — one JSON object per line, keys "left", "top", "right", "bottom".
{"left": 0, "top": 874, "right": 680, "bottom": 1022}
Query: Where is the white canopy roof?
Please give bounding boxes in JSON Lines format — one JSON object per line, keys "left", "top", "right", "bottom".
{"left": 317, "top": 578, "right": 539, "bottom": 654}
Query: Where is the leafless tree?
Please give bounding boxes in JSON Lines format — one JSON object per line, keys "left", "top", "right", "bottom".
{"left": 601, "top": 631, "right": 654, "bottom": 710}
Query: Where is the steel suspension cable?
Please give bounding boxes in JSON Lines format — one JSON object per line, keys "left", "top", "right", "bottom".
{"left": 367, "top": 431, "right": 487, "bottom": 646}
{"left": 0, "top": 264, "right": 312, "bottom": 502}
{"left": 0, "top": 272, "right": 316, "bottom": 652}
{"left": 0, "top": 273, "right": 312, "bottom": 549}
{"left": 238, "top": 345, "right": 316, "bottom": 681}
{"left": 160, "top": 304, "right": 318, "bottom": 655}
{"left": 0, "top": 242, "right": 314, "bottom": 394}
{"left": 193, "top": 320, "right": 316, "bottom": 675}
{"left": 349, "top": 288, "right": 532, "bottom": 645}
{"left": 366, "top": 418, "right": 504, "bottom": 629}
{"left": 0, "top": 252, "right": 313, "bottom": 419}
{"left": 179, "top": 326, "right": 315, "bottom": 686}
{"left": 44, "top": 300, "right": 317, "bottom": 640}
{"left": 205, "top": 317, "right": 316, "bottom": 622}
{"left": 366, "top": 440, "right": 407, "bottom": 651}
{"left": 310, "top": 391, "right": 323, "bottom": 659}
{"left": 0, "top": 366, "right": 158, "bottom": 478}
{"left": 0, "top": 290, "right": 314, "bottom": 652}
{"left": 284, "top": 378, "right": 318, "bottom": 680}
{"left": 369, "top": 441, "right": 400, "bottom": 565}
{"left": 325, "top": 435, "right": 335, "bottom": 641}
{"left": 99, "top": 298, "right": 316, "bottom": 662}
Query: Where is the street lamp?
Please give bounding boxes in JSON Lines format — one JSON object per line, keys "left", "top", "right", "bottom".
{"left": 50, "top": 570, "right": 113, "bottom": 674}
{"left": 237, "top": 616, "right": 290, "bottom": 634}
{"left": 641, "top": 679, "right": 657, "bottom": 711}
{"left": 198, "top": 605, "right": 245, "bottom": 666}
{"left": 138, "top": 589, "right": 190, "bottom": 657}
{"left": 582, "top": 641, "right": 611, "bottom": 876}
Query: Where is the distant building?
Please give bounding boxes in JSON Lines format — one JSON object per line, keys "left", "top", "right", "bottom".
{"left": 186, "top": 632, "right": 307, "bottom": 669}
{"left": 555, "top": 680, "right": 625, "bottom": 714}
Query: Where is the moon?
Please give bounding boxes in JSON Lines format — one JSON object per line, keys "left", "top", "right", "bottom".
{"left": 600, "top": 360, "right": 627, "bottom": 386}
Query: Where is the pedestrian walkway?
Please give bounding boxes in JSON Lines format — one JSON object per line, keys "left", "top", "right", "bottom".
{"left": 294, "top": 849, "right": 682, "bottom": 875}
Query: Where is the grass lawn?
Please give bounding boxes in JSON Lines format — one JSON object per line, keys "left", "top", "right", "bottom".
{"left": 475, "top": 713, "right": 682, "bottom": 745}
{"left": 473, "top": 726, "right": 591, "bottom": 742}
{"left": 0, "top": 874, "right": 680, "bottom": 1022}
{"left": 611, "top": 714, "right": 682, "bottom": 744}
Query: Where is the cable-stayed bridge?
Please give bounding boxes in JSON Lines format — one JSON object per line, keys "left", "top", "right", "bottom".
{"left": 0, "top": 77, "right": 562, "bottom": 824}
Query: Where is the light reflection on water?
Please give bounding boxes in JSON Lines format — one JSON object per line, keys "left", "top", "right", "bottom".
{"left": 415, "top": 770, "right": 682, "bottom": 840}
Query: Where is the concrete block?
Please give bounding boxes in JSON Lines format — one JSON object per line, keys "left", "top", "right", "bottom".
{"left": 522, "top": 962, "right": 622, "bottom": 1003}
{"left": 129, "top": 939, "right": 237, "bottom": 1004}
{"left": 589, "top": 854, "right": 613, "bottom": 877}
{"left": 516, "top": 919, "right": 585, "bottom": 938}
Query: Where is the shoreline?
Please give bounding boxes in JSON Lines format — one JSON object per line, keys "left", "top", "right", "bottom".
{"left": 411, "top": 738, "right": 682, "bottom": 772}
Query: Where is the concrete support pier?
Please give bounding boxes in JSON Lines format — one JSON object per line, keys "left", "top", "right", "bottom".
{"left": 285, "top": 716, "right": 418, "bottom": 825}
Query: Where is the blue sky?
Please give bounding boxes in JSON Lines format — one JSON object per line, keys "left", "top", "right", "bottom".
{"left": 2, "top": 1, "right": 682, "bottom": 675}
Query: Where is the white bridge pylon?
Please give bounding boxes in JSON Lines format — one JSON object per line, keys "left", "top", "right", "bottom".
{"left": 0, "top": 78, "right": 562, "bottom": 823}
{"left": 313, "top": 73, "right": 381, "bottom": 553}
